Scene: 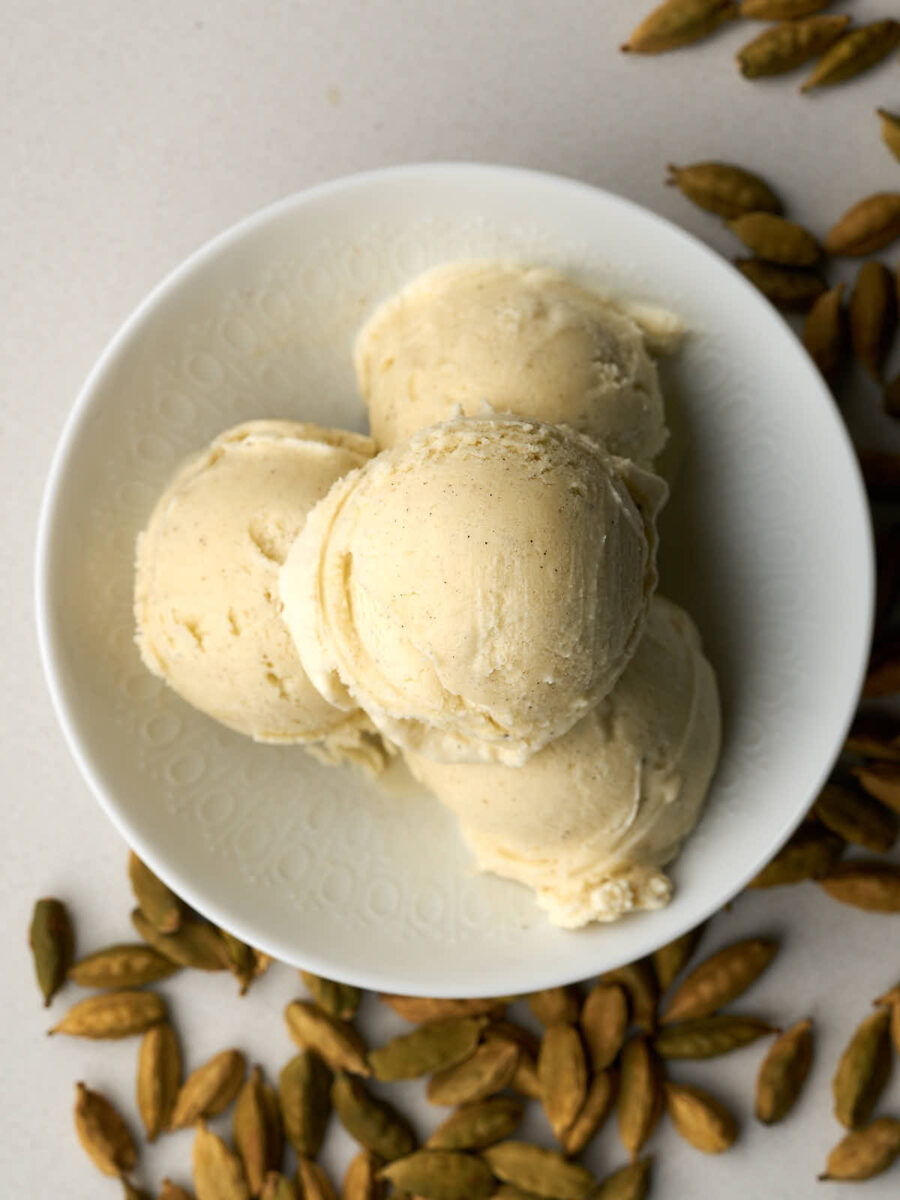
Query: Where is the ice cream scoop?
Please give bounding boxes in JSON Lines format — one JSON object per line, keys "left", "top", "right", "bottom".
{"left": 134, "top": 420, "right": 385, "bottom": 768}
{"left": 280, "top": 415, "right": 667, "bottom": 766}
{"left": 355, "top": 261, "right": 668, "bottom": 462}
{"left": 406, "top": 596, "right": 720, "bottom": 928}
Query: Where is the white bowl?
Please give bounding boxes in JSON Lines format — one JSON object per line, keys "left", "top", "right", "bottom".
{"left": 36, "top": 164, "right": 873, "bottom": 996}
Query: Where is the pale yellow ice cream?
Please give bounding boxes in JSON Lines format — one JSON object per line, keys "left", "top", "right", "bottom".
{"left": 280, "top": 415, "right": 667, "bottom": 767}
{"left": 134, "top": 420, "right": 386, "bottom": 768}
{"left": 355, "top": 261, "right": 668, "bottom": 462}
{"left": 406, "top": 596, "right": 720, "bottom": 928}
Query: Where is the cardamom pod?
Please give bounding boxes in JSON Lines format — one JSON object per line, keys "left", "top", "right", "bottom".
{"left": 537, "top": 1023, "right": 588, "bottom": 1139}
{"left": 121, "top": 1182, "right": 152, "bottom": 1200}
{"left": 378, "top": 994, "right": 510, "bottom": 1022}
{"left": 820, "top": 860, "right": 900, "bottom": 911}
{"left": 170, "top": 1049, "right": 246, "bottom": 1130}
{"left": 825, "top": 192, "right": 900, "bottom": 256}
{"left": 813, "top": 782, "right": 897, "bottom": 853}
{"left": 660, "top": 938, "right": 778, "bottom": 1024}
{"left": 736, "top": 15, "right": 849, "bottom": 78}
{"left": 651, "top": 925, "right": 705, "bottom": 993}
{"left": 331, "top": 1070, "right": 416, "bottom": 1161}
{"left": 259, "top": 1175, "right": 298, "bottom": 1200}
{"left": 666, "top": 161, "right": 782, "bottom": 218}
{"left": 851, "top": 763, "right": 900, "bottom": 814}
{"left": 483, "top": 1141, "right": 597, "bottom": 1200}
{"left": 600, "top": 961, "right": 659, "bottom": 1032}
{"left": 832, "top": 1008, "right": 892, "bottom": 1129}
{"left": 802, "top": 283, "right": 848, "bottom": 390}
{"left": 878, "top": 109, "right": 900, "bottom": 164}
{"left": 734, "top": 258, "right": 826, "bottom": 311}
{"left": 296, "top": 1157, "right": 338, "bottom": 1200}
{"left": 526, "top": 986, "right": 581, "bottom": 1026}
{"left": 159, "top": 1181, "right": 195, "bottom": 1200}
{"left": 220, "top": 931, "right": 257, "bottom": 996}
{"left": 580, "top": 983, "right": 628, "bottom": 1071}
{"left": 192, "top": 1122, "right": 250, "bottom": 1200}
{"left": 284, "top": 1000, "right": 370, "bottom": 1076}
{"left": 819, "top": 1118, "right": 900, "bottom": 1181}
{"left": 665, "top": 1081, "right": 738, "bottom": 1153}
{"left": 489, "top": 1029, "right": 541, "bottom": 1099}
{"left": 427, "top": 1096, "right": 525, "bottom": 1150}
{"left": 380, "top": 1149, "right": 495, "bottom": 1200}
{"left": 50, "top": 988, "right": 166, "bottom": 1038}
{"left": 427, "top": 1039, "right": 519, "bottom": 1106}
{"left": 561, "top": 1070, "right": 616, "bottom": 1156}
{"left": 131, "top": 909, "right": 229, "bottom": 971}
{"left": 729, "top": 213, "right": 820, "bottom": 266}
{"left": 616, "top": 1038, "right": 662, "bottom": 1161}
{"left": 485, "top": 1020, "right": 540, "bottom": 1058}
{"left": 342, "top": 1151, "right": 386, "bottom": 1200}
{"left": 301, "top": 971, "right": 362, "bottom": 1020}
{"left": 622, "top": 0, "right": 738, "bottom": 55}
{"left": 755, "top": 1018, "right": 814, "bottom": 1123}
{"left": 595, "top": 1158, "right": 651, "bottom": 1200}
{"left": 129, "top": 851, "right": 182, "bottom": 933}
{"left": 259, "top": 1079, "right": 283, "bottom": 1177}
{"left": 845, "top": 712, "right": 900, "bottom": 762}
{"left": 233, "top": 1065, "right": 278, "bottom": 1195}
{"left": 801, "top": 20, "right": 900, "bottom": 92}
{"left": 492, "top": 1187, "right": 543, "bottom": 1200}
{"left": 29, "top": 897, "right": 74, "bottom": 1007}
{"left": 654, "top": 1015, "right": 777, "bottom": 1058}
{"left": 739, "top": 0, "right": 834, "bottom": 17}
{"left": 748, "top": 822, "right": 844, "bottom": 887}
{"left": 70, "top": 942, "right": 179, "bottom": 989}
{"left": 278, "top": 1051, "right": 332, "bottom": 1159}
{"left": 137, "top": 1021, "right": 182, "bottom": 1141}
{"left": 849, "top": 261, "right": 898, "bottom": 381}
{"left": 74, "top": 1081, "right": 137, "bottom": 1177}
{"left": 369, "top": 1017, "right": 487, "bottom": 1081}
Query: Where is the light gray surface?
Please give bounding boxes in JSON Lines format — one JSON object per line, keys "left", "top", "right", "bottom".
{"left": 3, "top": 0, "right": 899, "bottom": 1195}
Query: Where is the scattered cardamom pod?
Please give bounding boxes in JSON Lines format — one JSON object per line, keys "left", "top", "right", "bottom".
{"left": 580, "top": 982, "right": 629, "bottom": 1070}
{"left": 129, "top": 851, "right": 182, "bottom": 934}
{"left": 616, "top": 1037, "right": 662, "bottom": 1160}
{"left": 739, "top": 0, "right": 835, "bottom": 18}
{"left": 813, "top": 782, "right": 897, "bottom": 853}
{"left": 832, "top": 1008, "right": 892, "bottom": 1128}
{"left": 192, "top": 1121, "right": 250, "bottom": 1200}
{"left": 74, "top": 1081, "right": 137, "bottom": 1177}
{"left": 331, "top": 1070, "right": 416, "bottom": 1162}
{"left": 300, "top": 971, "right": 362, "bottom": 1020}
{"left": 666, "top": 161, "right": 782, "bottom": 218}
{"left": 595, "top": 1158, "right": 651, "bottom": 1200}
{"left": 482, "top": 1141, "right": 597, "bottom": 1199}
{"left": 878, "top": 108, "right": 900, "bottom": 164}
{"left": 661, "top": 938, "right": 778, "bottom": 1024}
{"left": 802, "top": 283, "right": 848, "bottom": 390}
{"left": 849, "top": 261, "right": 898, "bottom": 381}
{"left": 69, "top": 942, "right": 179, "bottom": 989}
{"left": 50, "top": 988, "right": 166, "bottom": 1038}
{"left": 427, "top": 1038, "right": 519, "bottom": 1106}
{"left": 736, "top": 15, "right": 849, "bottom": 79}
{"left": 427, "top": 1096, "right": 525, "bottom": 1150}
{"left": 342, "top": 1151, "right": 385, "bottom": 1200}
{"left": 369, "top": 1016, "right": 487, "bottom": 1081}
{"left": 284, "top": 1000, "right": 370, "bottom": 1076}
{"left": 131, "top": 909, "right": 229, "bottom": 972}
{"left": 537, "top": 1023, "right": 588, "bottom": 1140}
{"left": 219, "top": 931, "right": 258, "bottom": 996}
{"left": 665, "top": 1081, "right": 737, "bottom": 1153}
{"left": 852, "top": 762, "right": 900, "bottom": 813}
{"left": 278, "top": 1050, "right": 332, "bottom": 1159}
{"left": 734, "top": 258, "right": 826, "bottom": 311}
{"left": 233, "top": 1065, "right": 278, "bottom": 1196}
{"left": 137, "top": 1021, "right": 181, "bottom": 1141}
{"left": 29, "top": 897, "right": 74, "bottom": 1007}
{"left": 378, "top": 994, "right": 509, "bottom": 1022}
{"left": 729, "top": 212, "right": 820, "bottom": 265}
{"left": 600, "top": 961, "right": 659, "bottom": 1032}
{"left": 170, "top": 1049, "right": 246, "bottom": 1130}
{"left": 296, "top": 1156, "right": 338, "bottom": 1200}
{"left": 526, "top": 986, "right": 581, "bottom": 1026}
{"left": 259, "top": 1174, "right": 298, "bottom": 1200}
{"left": 654, "top": 1015, "right": 777, "bottom": 1058}
{"left": 801, "top": 20, "right": 900, "bottom": 92}
{"left": 747, "top": 822, "right": 844, "bottom": 887}
{"left": 825, "top": 192, "right": 900, "bottom": 256}
{"left": 159, "top": 1180, "right": 195, "bottom": 1200}
{"left": 651, "top": 925, "right": 704, "bottom": 993}
{"left": 259, "top": 1077, "right": 283, "bottom": 1176}
{"left": 380, "top": 1149, "right": 495, "bottom": 1200}
{"left": 845, "top": 712, "right": 900, "bottom": 762}
{"left": 621, "top": 0, "right": 738, "bottom": 55}
{"left": 561, "top": 1069, "right": 616, "bottom": 1156}
{"left": 754, "top": 1018, "right": 814, "bottom": 1123}
{"left": 819, "top": 1118, "right": 900, "bottom": 1181}
{"left": 485, "top": 1019, "right": 540, "bottom": 1058}
{"left": 820, "top": 860, "right": 900, "bottom": 911}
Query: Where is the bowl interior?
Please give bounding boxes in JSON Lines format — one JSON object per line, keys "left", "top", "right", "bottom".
{"left": 37, "top": 164, "right": 872, "bottom": 994}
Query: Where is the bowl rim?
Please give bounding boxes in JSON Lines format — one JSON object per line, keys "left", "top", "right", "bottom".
{"left": 34, "top": 161, "right": 875, "bottom": 994}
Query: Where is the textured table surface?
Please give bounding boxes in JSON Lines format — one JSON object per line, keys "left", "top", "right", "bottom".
{"left": 3, "top": 1, "right": 900, "bottom": 1195}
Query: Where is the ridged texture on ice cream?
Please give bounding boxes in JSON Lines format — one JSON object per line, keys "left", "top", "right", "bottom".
{"left": 280, "top": 416, "right": 667, "bottom": 766}
{"left": 407, "top": 596, "right": 721, "bottom": 927}
{"left": 134, "top": 420, "right": 386, "bottom": 768}
{"left": 355, "top": 261, "right": 668, "bottom": 462}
